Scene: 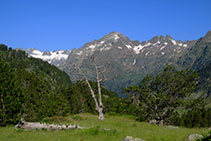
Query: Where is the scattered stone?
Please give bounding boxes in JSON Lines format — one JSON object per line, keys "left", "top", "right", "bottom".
{"left": 15, "top": 118, "right": 83, "bottom": 131}
{"left": 123, "top": 136, "right": 145, "bottom": 141}
{"left": 149, "top": 119, "right": 158, "bottom": 124}
{"left": 167, "top": 125, "right": 179, "bottom": 129}
{"left": 185, "top": 134, "right": 203, "bottom": 141}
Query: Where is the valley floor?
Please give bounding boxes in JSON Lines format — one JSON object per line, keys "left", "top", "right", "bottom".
{"left": 0, "top": 114, "right": 209, "bottom": 141}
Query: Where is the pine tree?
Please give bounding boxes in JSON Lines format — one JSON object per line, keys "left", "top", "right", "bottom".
{"left": 0, "top": 57, "right": 24, "bottom": 126}
{"left": 123, "top": 65, "right": 199, "bottom": 125}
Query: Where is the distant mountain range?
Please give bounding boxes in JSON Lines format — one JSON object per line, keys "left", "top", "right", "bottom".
{"left": 25, "top": 31, "right": 211, "bottom": 97}
{"left": 25, "top": 49, "right": 71, "bottom": 67}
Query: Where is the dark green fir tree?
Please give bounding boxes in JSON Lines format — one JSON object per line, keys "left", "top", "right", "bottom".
{"left": 0, "top": 57, "right": 24, "bottom": 126}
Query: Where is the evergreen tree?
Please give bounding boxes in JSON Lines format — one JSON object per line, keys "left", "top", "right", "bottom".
{"left": 22, "top": 73, "right": 55, "bottom": 121}
{"left": 0, "top": 57, "right": 24, "bottom": 126}
{"left": 123, "top": 65, "right": 199, "bottom": 125}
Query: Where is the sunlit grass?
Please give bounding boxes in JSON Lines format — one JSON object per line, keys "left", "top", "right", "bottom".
{"left": 0, "top": 113, "right": 209, "bottom": 141}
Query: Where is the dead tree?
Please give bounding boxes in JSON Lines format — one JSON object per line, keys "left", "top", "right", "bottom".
{"left": 93, "top": 57, "right": 104, "bottom": 120}
{"left": 73, "top": 58, "right": 104, "bottom": 120}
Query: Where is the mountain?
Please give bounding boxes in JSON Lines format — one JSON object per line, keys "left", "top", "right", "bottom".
{"left": 25, "top": 48, "right": 71, "bottom": 67}
{"left": 178, "top": 31, "right": 211, "bottom": 70}
{"left": 59, "top": 32, "right": 196, "bottom": 95}
{"left": 178, "top": 31, "right": 211, "bottom": 98}
{"left": 25, "top": 31, "right": 211, "bottom": 97}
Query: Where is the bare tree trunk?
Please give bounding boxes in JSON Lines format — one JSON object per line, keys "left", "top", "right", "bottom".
{"left": 94, "top": 63, "right": 104, "bottom": 120}
{"left": 74, "top": 56, "right": 105, "bottom": 120}
{"left": 85, "top": 78, "right": 99, "bottom": 111}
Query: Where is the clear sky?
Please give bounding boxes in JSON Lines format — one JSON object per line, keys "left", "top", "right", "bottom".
{"left": 0, "top": 0, "right": 210, "bottom": 51}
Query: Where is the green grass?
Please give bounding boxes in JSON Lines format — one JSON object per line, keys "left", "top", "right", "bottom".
{"left": 0, "top": 114, "right": 209, "bottom": 141}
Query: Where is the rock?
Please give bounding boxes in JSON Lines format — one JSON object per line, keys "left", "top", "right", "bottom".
{"left": 15, "top": 119, "right": 83, "bottom": 131}
{"left": 167, "top": 125, "right": 179, "bottom": 129}
{"left": 185, "top": 134, "right": 203, "bottom": 141}
{"left": 149, "top": 119, "right": 158, "bottom": 124}
{"left": 123, "top": 136, "right": 145, "bottom": 141}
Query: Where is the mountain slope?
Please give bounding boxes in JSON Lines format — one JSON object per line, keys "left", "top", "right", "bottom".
{"left": 0, "top": 44, "right": 72, "bottom": 89}
{"left": 178, "top": 31, "right": 211, "bottom": 98}
{"left": 25, "top": 31, "right": 211, "bottom": 96}
{"left": 60, "top": 32, "right": 196, "bottom": 95}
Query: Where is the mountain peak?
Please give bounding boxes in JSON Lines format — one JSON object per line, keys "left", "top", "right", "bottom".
{"left": 102, "top": 31, "right": 129, "bottom": 42}
{"left": 166, "top": 34, "right": 173, "bottom": 40}
{"left": 149, "top": 36, "right": 161, "bottom": 43}
{"left": 206, "top": 30, "right": 211, "bottom": 35}
{"left": 203, "top": 30, "right": 211, "bottom": 42}
{"left": 107, "top": 31, "right": 123, "bottom": 36}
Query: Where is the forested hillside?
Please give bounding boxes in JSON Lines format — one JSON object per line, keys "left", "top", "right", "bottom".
{"left": 0, "top": 44, "right": 121, "bottom": 125}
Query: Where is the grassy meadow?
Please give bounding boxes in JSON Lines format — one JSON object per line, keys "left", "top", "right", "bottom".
{"left": 0, "top": 114, "right": 209, "bottom": 141}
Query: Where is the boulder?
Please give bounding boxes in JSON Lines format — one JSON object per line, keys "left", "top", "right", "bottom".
{"left": 123, "top": 136, "right": 145, "bottom": 141}
{"left": 167, "top": 125, "right": 179, "bottom": 129}
{"left": 185, "top": 134, "right": 203, "bottom": 141}
{"left": 149, "top": 119, "right": 158, "bottom": 124}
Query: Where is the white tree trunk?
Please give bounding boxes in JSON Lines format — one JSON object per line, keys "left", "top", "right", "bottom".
{"left": 85, "top": 78, "right": 99, "bottom": 111}
{"left": 98, "top": 107, "right": 104, "bottom": 120}
{"left": 94, "top": 62, "right": 104, "bottom": 120}
{"left": 74, "top": 57, "right": 104, "bottom": 120}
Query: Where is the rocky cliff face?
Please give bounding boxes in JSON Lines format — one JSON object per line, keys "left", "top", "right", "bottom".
{"left": 60, "top": 32, "right": 196, "bottom": 95}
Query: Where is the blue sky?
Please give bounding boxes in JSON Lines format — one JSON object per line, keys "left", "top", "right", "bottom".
{"left": 0, "top": 0, "right": 210, "bottom": 51}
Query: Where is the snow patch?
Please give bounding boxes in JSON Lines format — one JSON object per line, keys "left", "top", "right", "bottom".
{"left": 164, "top": 42, "right": 168, "bottom": 45}
{"left": 145, "top": 51, "right": 149, "bottom": 56}
{"left": 153, "top": 40, "right": 161, "bottom": 46}
{"left": 32, "top": 50, "right": 43, "bottom": 55}
{"left": 114, "top": 34, "right": 120, "bottom": 40}
{"left": 183, "top": 44, "right": 187, "bottom": 47}
{"left": 143, "top": 42, "right": 152, "bottom": 47}
{"left": 29, "top": 50, "right": 69, "bottom": 63}
{"left": 132, "top": 59, "right": 136, "bottom": 65}
{"left": 177, "top": 43, "right": 183, "bottom": 46}
{"left": 100, "top": 47, "right": 111, "bottom": 51}
{"left": 161, "top": 52, "right": 165, "bottom": 55}
{"left": 88, "top": 44, "right": 96, "bottom": 49}
{"left": 133, "top": 45, "right": 144, "bottom": 54}
{"left": 170, "top": 39, "right": 176, "bottom": 45}
{"left": 125, "top": 44, "right": 132, "bottom": 49}
{"left": 118, "top": 46, "right": 122, "bottom": 49}
{"left": 160, "top": 46, "right": 166, "bottom": 50}
{"left": 76, "top": 51, "right": 83, "bottom": 55}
